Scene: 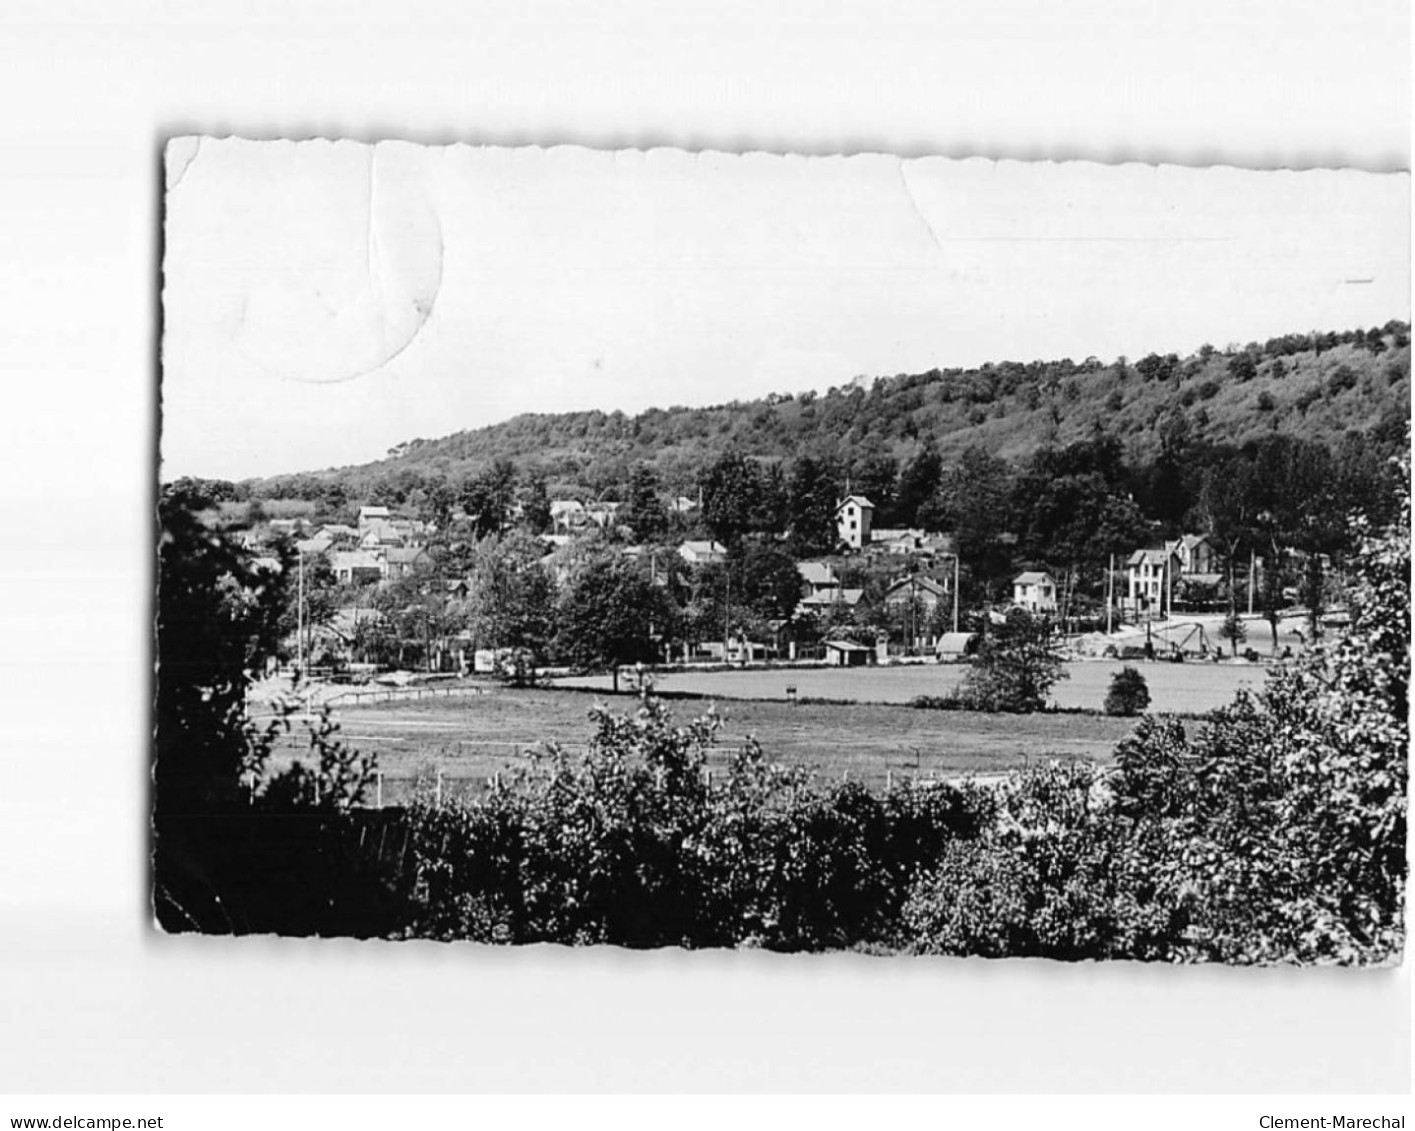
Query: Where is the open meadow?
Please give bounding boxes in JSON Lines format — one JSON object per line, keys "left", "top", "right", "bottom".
{"left": 258, "top": 671, "right": 1235, "bottom": 805}
{"left": 550, "top": 658, "right": 1266, "bottom": 714}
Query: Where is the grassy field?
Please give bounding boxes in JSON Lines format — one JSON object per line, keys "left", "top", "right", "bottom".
{"left": 266, "top": 681, "right": 1150, "bottom": 805}
{"left": 551, "top": 659, "right": 1266, "bottom": 714}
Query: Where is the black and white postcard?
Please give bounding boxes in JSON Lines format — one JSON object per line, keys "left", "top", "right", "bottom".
{"left": 157, "top": 139, "right": 1408, "bottom": 962}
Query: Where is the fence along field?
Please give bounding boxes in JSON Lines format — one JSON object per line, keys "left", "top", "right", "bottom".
{"left": 254, "top": 658, "right": 1260, "bottom": 806}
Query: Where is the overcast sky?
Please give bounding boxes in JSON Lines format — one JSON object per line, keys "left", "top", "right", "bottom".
{"left": 161, "top": 139, "right": 1409, "bottom": 481}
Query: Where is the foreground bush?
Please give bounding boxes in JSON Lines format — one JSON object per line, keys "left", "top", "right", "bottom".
{"left": 906, "top": 456, "right": 1408, "bottom": 964}
{"left": 1103, "top": 666, "right": 1150, "bottom": 716}
{"left": 400, "top": 699, "right": 984, "bottom": 950}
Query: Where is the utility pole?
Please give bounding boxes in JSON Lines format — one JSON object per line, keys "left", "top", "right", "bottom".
{"left": 1248, "top": 550, "right": 1256, "bottom": 617}
{"left": 1106, "top": 552, "right": 1114, "bottom": 635}
{"left": 296, "top": 549, "right": 305, "bottom": 678}
{"left": 952, "top": 553, "right": 960, "bottom": 635}
{"left": 723, "top": 571, "right": 731, "bottom": 658}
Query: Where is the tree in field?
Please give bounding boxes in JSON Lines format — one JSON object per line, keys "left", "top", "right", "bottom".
{"left": 928, "top": 445, "right": 1015, "bottom": 602}
{"left": 620, "top": 462, "right": 670, "bottom": 543}
{"left": 1218, "top": 610, "right": 1247, "bottom": 657}
{"left": 729, "top": 540, "right": 806, "bottom": 625}
{"left": 894, "top": 441, "right": 943, "bottom": 528}
{"left": 461, "top": 458, "right": 518, "bottom": 537}
{"left": 274, "top": 546, "right": 339, "bottom": 664}
{"left": 467, "top": 531, "right": 559, "bottom": 676}
{"left": 557, "top": 556, "right": 678, "bottom": 692}
{"left": 1104, "top": 666, "right": 1150, "bottom": 717}
{"left": 1258, "top": 551, "right": 1290, "bottom": 654}
{"left": 787, "top": 455, "right": 840, "bottom": 557}
{"left": 851, "top": 454, "right": 899, "bottom": 527}
{"left": 959, "top": 609, "right": 1068, "bottom": 713}
{"left": 701, "top": 450, "right": 766, "bottom": 545}
{"left": 518, "top": 471, "right": 553, "bottom": 536}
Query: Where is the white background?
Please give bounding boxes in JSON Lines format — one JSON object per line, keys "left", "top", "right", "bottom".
{"left": 0, "top": 0, "right": 1409, "bottom": 1096}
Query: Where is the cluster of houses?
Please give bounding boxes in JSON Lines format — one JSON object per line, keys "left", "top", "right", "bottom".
{"left": 246, "top": 488, "right": 1270, "bottom": 674}
{"left": 249, "top": 505, "right": 435, "bottom": 585}
{"left": 1009, "top": 533, "right": 1222, "bottom": 618}
{"left": 839, "top": 494, "right": 1226, "bottom": 620}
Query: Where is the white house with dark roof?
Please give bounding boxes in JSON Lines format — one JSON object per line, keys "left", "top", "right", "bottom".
{"left": 1012, "top": 570, "right": 1058, "bottom": 614}
{"left": 836, "top": 495, "right": 874, "bottom": 550}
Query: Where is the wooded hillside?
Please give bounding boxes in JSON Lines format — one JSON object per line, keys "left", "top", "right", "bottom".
{"left": 236, "top": 323, "right": 1409, "bottom": 504}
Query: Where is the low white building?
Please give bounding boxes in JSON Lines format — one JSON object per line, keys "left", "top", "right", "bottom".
{"left": 678, "top": 539, "right": 727, "bottom": 566}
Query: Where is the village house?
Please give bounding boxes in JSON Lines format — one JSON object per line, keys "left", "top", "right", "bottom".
{"left": 330, "top": 549, "right": 386, "bottom": 586}
{"left": 796, "top": 586, "right": 864, "bottom": 618}
{"left": 267, "top": 517, "right": 308, "bottom": 537}
{"left": 357, "top": 505, "right": 392, "bottom": 528}
{"left": 883, "top": 573, "right": 949, "bottom": 613}
{"left": 1012, "top": 570, "right": 1058, "bottom": 614}
{"left": 836, "top": 495, "right": 874, "bottom": 550}
{"left": 585, "top": 501, "right": 621, "bottom": 528}
{"left": 678, "top": 539, "right": 728, "bottom": 566}
{"left": 384, "top": 546, "right": 432, "bottom": 579}
{"left": 870, "top": 527, "right": 926, "bottom": 555}
{"left": 1167, "top": 533, "right": 1218, "bottom": 577}
{"left": 317, "top": 523, "right": 360, "bottom": 546}
{"left": 1125, "top": 547, "right": 1182, "bottom": 616}
{"left": 295, "top": 531, "right": 334, "bottom": 557}
{"left": 796, "top": 560, "right": 838, "bottom": 598}
{"left": 550, "top": 499, "right": 588, "bottom": 532}
{"left": 360, "top": 521, "right": 407, "bottom": 550}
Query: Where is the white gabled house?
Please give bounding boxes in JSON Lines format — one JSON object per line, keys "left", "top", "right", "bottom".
{"left": 1126, "top": 547, "right": 1182, "bottom": 615}
{"left": 1012, "top": 570, "right": 1058, "bottom": 614}
{"left": 678, "top": 539, "right": 727, "bottom": 566}
{"left": 836, "top": 495, "right": 875, "bottom": 550}
{"left": 1166, "top": 533, "right": 1218, "bottom": 578}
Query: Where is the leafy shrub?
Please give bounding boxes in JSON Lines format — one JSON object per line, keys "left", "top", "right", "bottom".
{"left": 1104, "top": 666, "right": 1151, "bottom": 716}
{"left": 902, "top": 760, "right": 1189, "bottom": 961}
{"left": 908, "top": 453, "right": 1409, "bottom": 964}
{"left": 957, "top": 609, "right": 1069, "bottom": 713}
{"left": 908, "top": 693, "right": 970, "bottom": 711}
{"left": 400, "top": 698, "right": 981, "bottom": 950}
{"left": 1327, "top": 365, "right": 1359, "bottom": 396}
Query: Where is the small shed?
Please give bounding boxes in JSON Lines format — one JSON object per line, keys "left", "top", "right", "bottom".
{"left": 823, "top": 639, "right": 874, "bottom": 667}
{"left": 934, "top": 632, "right": 978, "bottom": 659}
